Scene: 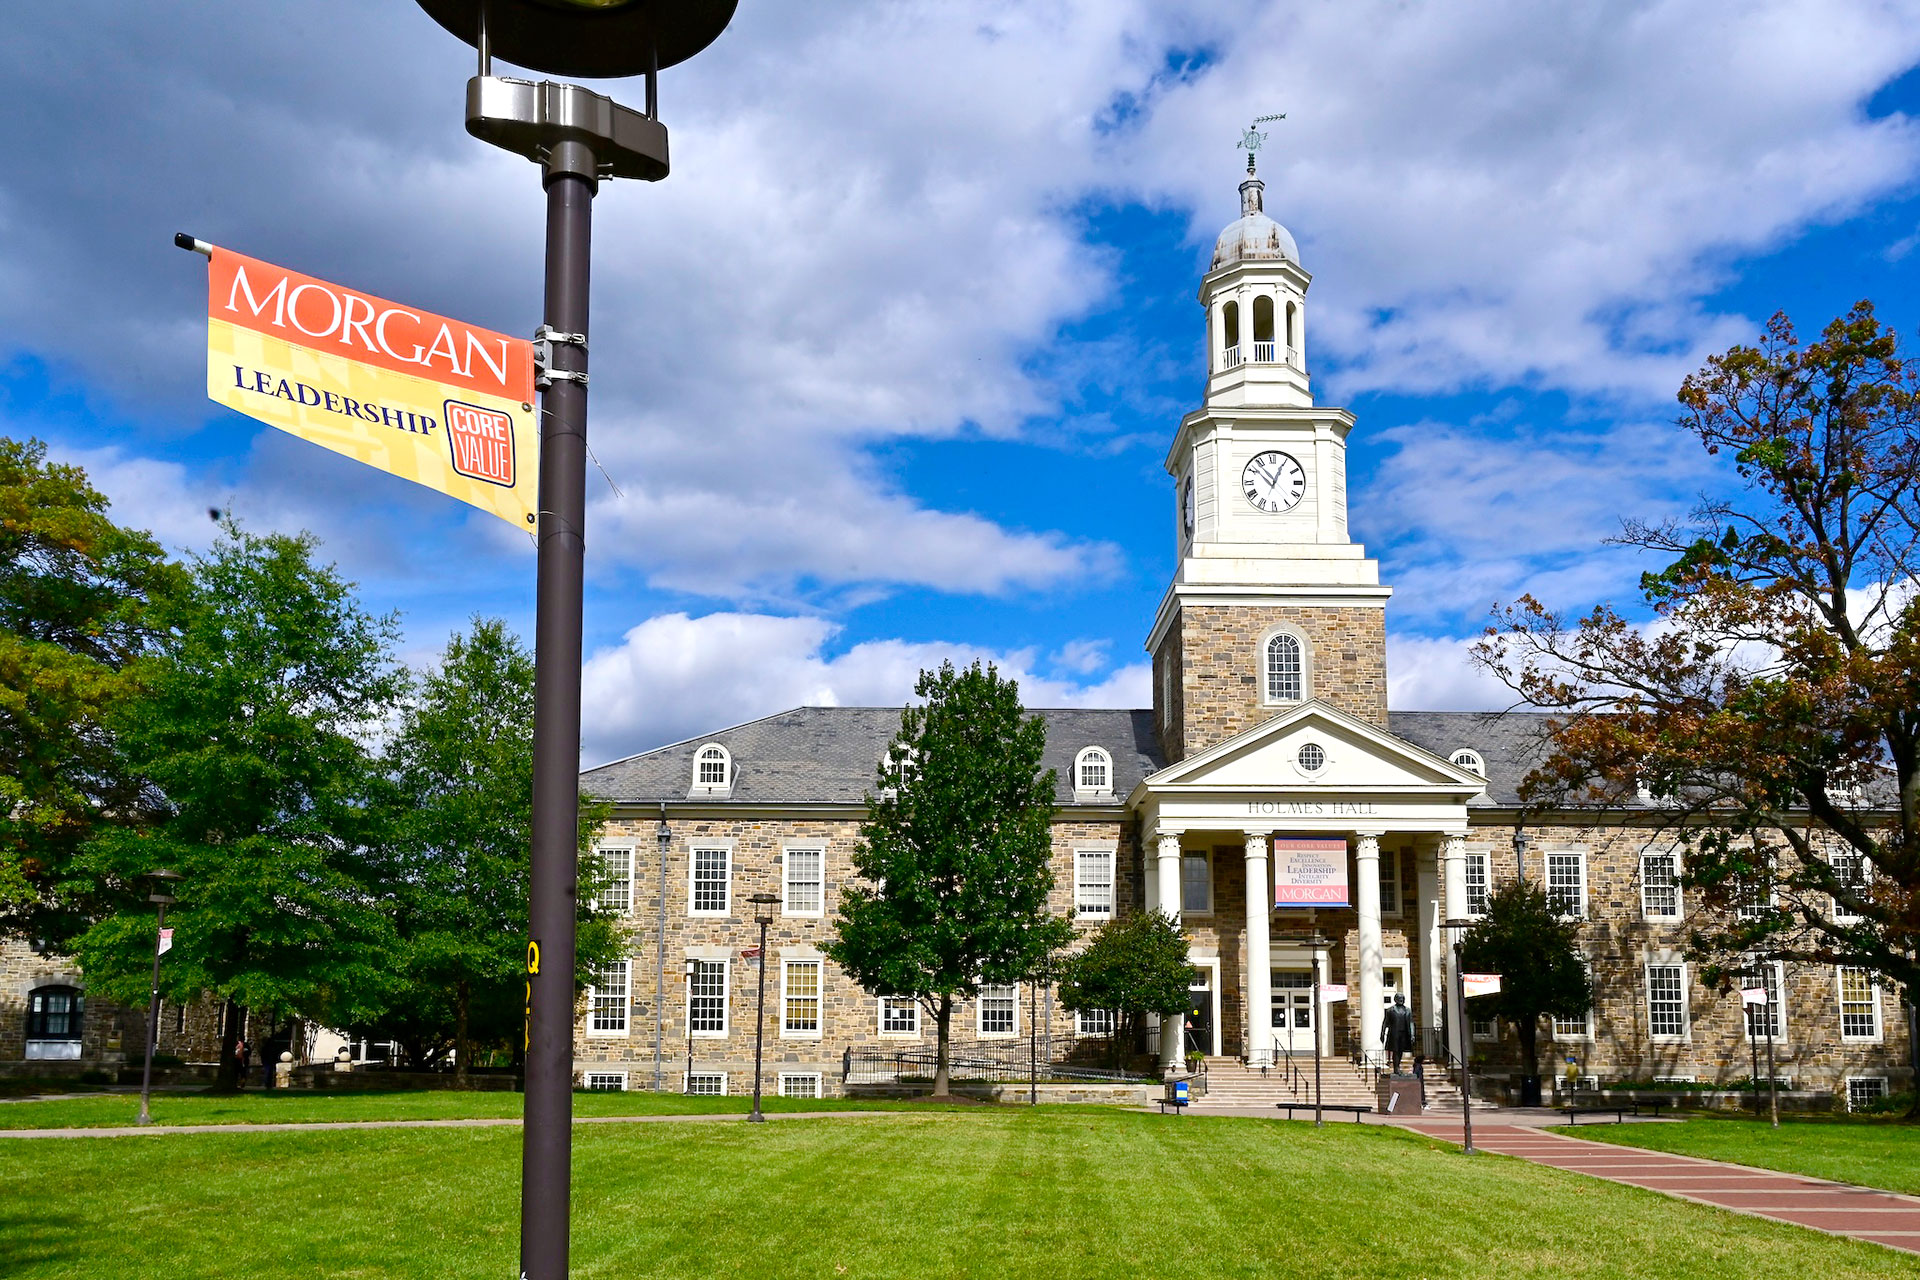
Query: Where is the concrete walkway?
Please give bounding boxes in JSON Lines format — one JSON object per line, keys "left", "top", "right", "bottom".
{"left": 0, "top": 1110, "right": 892, "bottom": 1139}
{"left": 1394, "top": 1119, "right": 1920, "bottom": 1256}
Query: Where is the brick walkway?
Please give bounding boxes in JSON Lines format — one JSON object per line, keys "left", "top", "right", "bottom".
{"left": 1397, "top": 1120, "right": 1920, "bottom": 1256}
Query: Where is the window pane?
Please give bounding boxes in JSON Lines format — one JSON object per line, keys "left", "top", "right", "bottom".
{"left": 783, "top": 961, "right": 821, "bottom": 1034}
{"left": 1181, "top": 854, "right": 1211, "bottom": 913}
{"left": 979, "top": 985, "right": 1017, "bottom": 1035}
{"left": 585, "top": 1072, "right": 625, "bottom": 1091}
{"left": 686, "top": 1072, "right": 725, "bottom": 1095}
{"left": 1076, "top": 850, "right": 1113, "bottom": 917}
{"left": 692, "top": 848, "right": 730, "bottom": 913}
{"left": 590, "top": 962, "right": 628, "bottom": 1034}
{"left": 880, "top": 997, "right": 919, "bottom": 1035}
{"left": 1378, "top": 851, "right": 1399, "bottom": 916}
{"left": 1077, "top": 1008, "right": 1113, "bottom": 1037}
{"left": 1647, "top": 965, "right": 1685, "bottom": 1037}
{"left": 1464, "top": 855, "right": 1490, "bottom": 916}
{"left": 1641, "top": 853, "right": 1677, "bottom": 918}
{"left": 1547, "top": 852, "right": 1584, "bottom": 917}
{"left": 1839, "top": 968, "right": 1879, "bottom": 1039}
{"left": 779, "top": 1074, "right": 821, "bottom": 1099}
{"left": 690, "top": 960, "right": 727, "bottom": 1033}
{"left": 1266, "top": 634, "right": 1301, "bottom": 701}
{"left": 697, "top": 749, "right": 727, "bottom": 784}
{"left": 1079, "top": 752, "right": 1109, "bottom": 791}
{"left": 785, "top": 849, "right": 823, "bottom": 914}
{"left": 1741, "top": 964, "right": 1781, "bottom": 1040}
{"left": 597, "top": 847, "right": 632, "bottom": 913}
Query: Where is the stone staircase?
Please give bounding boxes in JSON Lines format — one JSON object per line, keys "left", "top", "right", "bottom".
{"left": 1187, "top": 1055, "right": 1464, "bottom": 1113}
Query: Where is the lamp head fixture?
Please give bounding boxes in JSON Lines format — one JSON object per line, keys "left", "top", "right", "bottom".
{"left": 413, "top": 0, "right": 737, "bottom": 79}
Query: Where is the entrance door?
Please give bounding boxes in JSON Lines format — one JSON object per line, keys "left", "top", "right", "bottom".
{"left": 1382, "top": 961, "right": 1411, "bottom": 1016}
{"left": 1270, "top": 970, "right": 1316, "bottom": 1056}
{"left": 1185, "top": 968, "right": 1214, "bottom": 1057}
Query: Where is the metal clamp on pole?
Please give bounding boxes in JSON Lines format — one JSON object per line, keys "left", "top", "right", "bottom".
{"left": 533, "top": 325, "right": 591, "bottom": 390}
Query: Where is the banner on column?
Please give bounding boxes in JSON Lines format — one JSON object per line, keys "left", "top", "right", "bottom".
{"left": 198, "top": 246, "right": 538, "bottom": 530}
{"left": 1272, "top": 837, "right": 1349, "bottom": 908}
{"left": 1463, "top": 973, "right": 1502, "bottom": 998}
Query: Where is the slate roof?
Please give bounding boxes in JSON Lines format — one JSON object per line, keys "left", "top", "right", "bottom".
{"left": 1386, "top": 710, "right": 1559, "bottom": 809}
{"left": 581, "top": 706, "right": 1164, "bottom": 808}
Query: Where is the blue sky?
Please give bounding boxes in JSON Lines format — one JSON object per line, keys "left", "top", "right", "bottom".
{"left": 7, "top": 2, "right": 1920, "bottom": 763}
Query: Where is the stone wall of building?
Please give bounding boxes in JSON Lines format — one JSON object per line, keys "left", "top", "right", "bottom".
{"left": 571, "top": 812, "right": 1139, "bottom": 1095}
{"left": 0, "top": 936, "right": 226, "bottom": 1074}
{"left": 1152, "top": 619, "right": 1185, "bottom": 764}
{"left": 1174, "top": 604, "right": 1389, "bottom": 759}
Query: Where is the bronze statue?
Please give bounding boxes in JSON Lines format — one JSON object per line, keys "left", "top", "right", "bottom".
{"left": 1381, "top": 993, "right": 1416, "bottom": 1073}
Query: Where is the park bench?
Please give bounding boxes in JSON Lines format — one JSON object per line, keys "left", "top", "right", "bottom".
{"left": 1561, "top": 1101, "right": 1667, "bottom": 1124}
{"left": 1156, "top": 1097, "right": 1189, "bottom": 1115}
{"left": 1276, "top": 1103, "right": 1369, "bottom": 1122}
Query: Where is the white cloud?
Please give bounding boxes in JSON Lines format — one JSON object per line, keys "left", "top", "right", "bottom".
{"left": 580, "top": 611, "right": 1150, "bottom": 763}
{"left": 1387, "top": 632, "right": 1520, "bottom": 712}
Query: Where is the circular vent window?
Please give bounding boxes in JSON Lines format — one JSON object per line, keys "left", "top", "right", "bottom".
{"left": 1297, "top": 743, "right": 1326, "bottom": 773}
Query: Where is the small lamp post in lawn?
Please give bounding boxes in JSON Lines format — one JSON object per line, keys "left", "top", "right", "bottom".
{"left": 136, "top": 868, "right": 183, "bottom": 1126}
{"left": 747, "top": 891, "right": 781, "bottom": 1123}
{"left": 1444, "top": 917, "right": 1475, "bottom": 1155}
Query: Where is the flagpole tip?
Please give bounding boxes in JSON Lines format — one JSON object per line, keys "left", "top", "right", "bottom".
{"left": 175, "top": 233, "right": 212, "bottom": 256}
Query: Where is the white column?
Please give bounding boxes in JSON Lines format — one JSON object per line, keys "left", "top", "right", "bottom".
{"left": 1354, "top": 833, "right": 1384, "bottom": 1069}
{"left": 1416, "top": 838, "right": 1441, "bottom": 1060}
{"left": 1441, "top": 833, "right": 1467, "bottom": 1065}
{"left": 1156, "top": 831, "right": 1184, "bottom": 1076}
{"left": 1244, "top": 831, "right": 1273, "bottom": 1067}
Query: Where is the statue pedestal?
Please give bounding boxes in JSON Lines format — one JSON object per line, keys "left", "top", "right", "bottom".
{"left": 1377, "top": 1073, "right": 1423, "bottom": 1115}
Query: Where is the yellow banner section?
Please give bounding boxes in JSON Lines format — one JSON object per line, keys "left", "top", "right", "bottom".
{"left": 207, "top": 318, "right": 539, "bottom": 530}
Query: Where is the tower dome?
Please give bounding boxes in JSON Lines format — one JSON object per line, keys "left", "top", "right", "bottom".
{"left": 1211, "top": 163, "right": 1298, "bottom": 270}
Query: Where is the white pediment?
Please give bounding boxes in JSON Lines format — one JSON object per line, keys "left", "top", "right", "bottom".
{"left": 1137, "top": 700, "right": 1485, "bottom": 798}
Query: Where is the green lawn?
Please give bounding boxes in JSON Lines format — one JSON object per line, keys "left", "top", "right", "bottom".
{"left": 1559, "top": 1115, "right": 1920, "bottom": 1196}
{"left": 5, "top": 1110, "right": 1918, "bottom": 1279}
{"left": 0, "top": 1088, "right": 968, "bottom": 1129}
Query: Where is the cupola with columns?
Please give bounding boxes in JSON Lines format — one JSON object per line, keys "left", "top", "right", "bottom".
{"left": 1148, "top": 148, "right": 1392, "bottom": 762}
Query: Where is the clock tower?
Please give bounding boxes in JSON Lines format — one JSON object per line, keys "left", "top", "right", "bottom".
{"left": 1148, "top": 155, "right": 1391, "bottom": 762}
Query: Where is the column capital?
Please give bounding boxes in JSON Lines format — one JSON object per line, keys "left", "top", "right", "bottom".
{"left": 1242, "top": 830, "right": 1268, "bottom": 858}
{"left": 1440, "top": 832, "right": 1467, "bottom": 858}
{"left": 1154, "top": 829, "right": 1182, "bottom": 859}
{"left": 1353, "top": 832, "right": 1383, "bottom": 857}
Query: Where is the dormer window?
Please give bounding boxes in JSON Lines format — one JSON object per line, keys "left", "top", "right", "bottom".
{"left": 1449, "top": 749, "right": 1485, "bottom": 778}
{"left": 1074, "top": 747, "right": 1113, "bottom": 800}
{"left": 689, "top": 743, "right": 733, "bottom": 798}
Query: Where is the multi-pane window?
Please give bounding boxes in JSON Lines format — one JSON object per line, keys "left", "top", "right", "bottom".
{"left": 696, "top": 745, "right": 728, "bottom": 787}
{"left": 879, "top": 997, "right": 920, "bottom": 1036}
{"left": 25, "top": 986, "right": 82, "bottom": 1041}
{"left": 690, "top": 846, "right": 731, "bottom": 915}
{"left": 1464, "top": 853, "right": 1490, "bottom": 917}
{"left": 584, "top": 1072, "right": 627, "bottom": 1091}
{"left": 1076, "top": 748, "right": 1110, "bottom": 794}
{"left": 685, "top": 1072, "right": 726, "bottom": 1096}
{"left": 588, "top": 961, "right": 629, "bottom": 1036}
{"left": 595, "top": 845, "right": 633, "bottom": 914}
{"left": 1741, "top": 962, "right": 1783, "bottom": 1041}
{"left": 1545, "top": 851, "right": 1586, "bottom": 918}
{"left": 782, "top": 960, "right": 821, "bottom": 1037}
{"left": 978, "top": 985, "right": 1018, "bottom": 1037}
{"left": 1077, "top": 1007, "right": 1114, "bottom": 1037}
{"left": 779, "top": 1073, "right": 822, "bottom": 1099}
{"left": 1552, "top": 959, "right": 1593, "bottom": 1039}
{"left": 784, "top": 848, "right": 824, "bottom": 916}
{"left": 1838, "top": 967, "right": 1881, "bottom": 1040}
{"left": 1736, "top": 854, "right": 1774, "bottom": 920}
{"left": 1830, "top": 852, "right": 1867, "bottom": 923}
{"left": 1847, "top": 1077, "right": 1889, "bottom": 1111}
{"left": 1378, "top": 850, "right": 1400, "bottom": 919}
{"left": 1641, "top": 851, "right": 1680, "bottom": 920}
{"left": 1181, "top": 853, "right": 1212, "bottom": 914}
{"left": 1266, "top": 633, "right": 1302, "bottom": 702}
{"left": 689, "top": 960, "right": 728, "bottom": 1035}
{"left": 1469, "top": 1014, "right": 1497, "bottom": 1040}
{"left": 1075, "top": 849, "right": 1114, "bottom": 918}
{"left": 1646, "top": 964, "right": 1688, "bottom": 1039}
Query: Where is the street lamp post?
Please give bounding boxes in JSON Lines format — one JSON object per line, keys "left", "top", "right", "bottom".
{"left": 136, "top": 869, "right": 183, "bottom": 1126}
{"left": 1308, "top": 932, "right": 1329, "bottom": 1128}
{"left": 406, "top": 5, "right": 736, "bottom": 1276}
{"left": 747, "top": 891, "right": 781, "bottom": 1123}
{"left": 1444, "top": 918, "right": 1475, "bottom": 1155}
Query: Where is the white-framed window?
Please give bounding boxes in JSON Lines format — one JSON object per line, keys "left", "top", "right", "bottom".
{"left": 685, "top": 1072, "right": 727, "bottom": 1096}
{"left": 1646, "top": 963, "right": 1689, "bottom": 1040}
{"left": 1641, "top": 850, "right": 1681, "bottom": 921}
{"left": 688, "top": 959, "right": 729, "bottom": 1037}
{"left": 1837, "top": 967, "right": 1882, "bottom": 1041}
{"left": 878, "top": 996, "right": 920, "bottom": 1037}
{"left": 1074, "top": 847, "right": 1114, "bottom": 918}
{"left": 690, "top": 743, "right": 733, "bottom": 797}
{"left": 689, "top": 845, "right": 732, "bottom": 916}
{"left": 1378, "top": 849, "right": 1401, "bottom": 920}
{"left": 1830, "top": 851, "right": 1868, "bottom": 923}
{"left": 1552, "top": 958, "right": 1593, "bottom": 1040}
{"left": 779, "top": 1072, "right": 822, "bottom": 1099}
{"left": 1846, "top": 1076, "right": 1889, "bottom": 1111}
{"left": 587, "top": 961, "right": 630, "bottom": 1037}
{"left": 1077, "top": 1007, "right": 1114, "bottom": 1037}
{"left": 1545, "top": 849, "right": 1586, "bottom": 919}
{"left": 1073, "top": 747, "right": 1113, "bottom": 798}
{"left": 1470, "top": 1014, "right": 1498, "bottom": 1041}
{"left": 1181, "top": 851, "right": 1213, "bottom": 915}
{"left": 783, "top": 846, "right": 824, "bottom": 917}
{"left": 977, "top": 984, "right": 1018, "bottom": 1037}
{"left": 1450, "top": 748, "right": 1485, "bottom": 777}
{"left": 1263, "top": 629, "right": 1306, "bottom": 703}
{"left": 1736, "top": 852, "right": 1775, "bottom": 921}
{"left": 782, "top": 959, "right": 822, "bottom": 1038}
{"left": 1464, "top": 852, "right": 1491, "bottom": 917}
{"left": 584, "top": 1071, "right": 627, "bottom": 1091}
{"left": 594, "top": 843, "right": 634, "bottom": 915}
{"left": 1741, "top": 961, "right": 1785, "bottom": 1042}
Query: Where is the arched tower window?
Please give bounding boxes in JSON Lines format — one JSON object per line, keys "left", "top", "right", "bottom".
{"left": 1252, "top": 296, "right": 1275, "bottom": 361}
{"left": 1074, "top": 747, "right": 1113, "bottom": 799}
{"left": 1221, "top": 301, "right": 1241, "bottom": 369}
{"left": 1265, "top": 632, "right": 1304, "bottom": 703}
{"left": 690, "top": 744, "right": 733, "bottom": 797}
{"left": 1285, "top": 301, "right": 1298, "bottom": 361}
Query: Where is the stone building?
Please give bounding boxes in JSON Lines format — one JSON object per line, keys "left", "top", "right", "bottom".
{"left": 1, "top": 935, "right": 225, "bottom": 1077}
{"left": 577, "top": 158, "right": 1913, "bottom": 1107}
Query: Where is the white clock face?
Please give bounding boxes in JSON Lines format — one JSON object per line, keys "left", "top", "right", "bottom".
{"left": 1182, "top": 473, "right": 1195, "bottom": 535}
{"left": 1242, "top": 450, "right": 1306, "bottom": 513}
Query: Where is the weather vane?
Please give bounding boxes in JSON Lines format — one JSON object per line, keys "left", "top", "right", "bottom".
{"left": 1239, "top": 113, "right": 1286, "bottom": 172}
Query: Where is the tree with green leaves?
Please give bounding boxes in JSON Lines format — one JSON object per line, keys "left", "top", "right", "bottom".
{"left": 0, "top": 436, "right": 182, "bottom": 946}
{"left": 1458, "top": 879, "right": 1593, "bottom": 1094}
{"left": 1058, "top": 911, "right": 1191, "bottom": 1069}
{"left": 826, "top": 661, "right": 1075, "bottom": 1095}
{"left": 74, "top": 526, "right": 404, "bottom": 1089}
{"left": 1476, "top": 303, "right": 1920, "bottom": 1068}
{"left": 377, "top": 618, "right": 617, "bottom": 1081}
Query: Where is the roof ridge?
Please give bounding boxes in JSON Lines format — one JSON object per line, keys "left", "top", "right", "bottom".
{"left": 581, "top": 704, "right": 834, "bottom": 772}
